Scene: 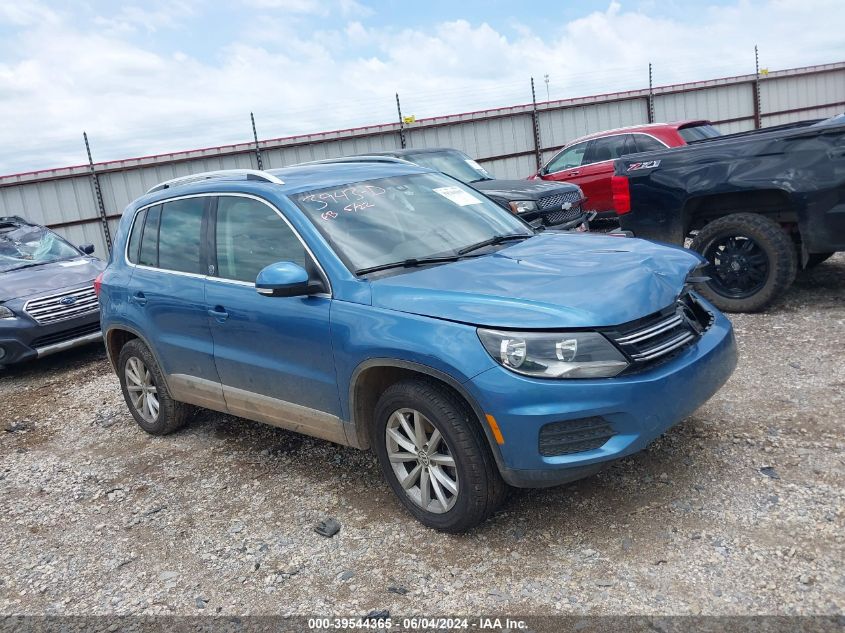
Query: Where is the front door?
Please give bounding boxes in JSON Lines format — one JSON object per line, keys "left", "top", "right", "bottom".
{"left": 204, "top": 195, "right": 344, "bottom": 444}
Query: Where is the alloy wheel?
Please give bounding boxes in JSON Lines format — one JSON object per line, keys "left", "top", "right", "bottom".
{"left": 702, "top": 234, "right": 769, "bottom": 298}
{"left": 385, "top": 408, "right": 459, "bottom": 514}
{"left": 124, "top": 356, "right": 159, "bottom": 423}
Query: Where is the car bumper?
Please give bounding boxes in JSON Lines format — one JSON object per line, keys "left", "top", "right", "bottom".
{"left": 465, "top": 308, "right": 737, "bottom": 488}
{"left": 0, "top": 311, "right": 102, "bottom": 366}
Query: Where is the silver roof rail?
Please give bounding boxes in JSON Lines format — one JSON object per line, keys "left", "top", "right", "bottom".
{"left": 146, "top": 169, "right": 284, "bottom": 194}
{"left": 291, "top": 155, "right": 417, "bottom": 167}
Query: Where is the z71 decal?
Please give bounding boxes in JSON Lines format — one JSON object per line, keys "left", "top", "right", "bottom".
{"left": 627, "top": 160, "right": 661, "bottom": 171}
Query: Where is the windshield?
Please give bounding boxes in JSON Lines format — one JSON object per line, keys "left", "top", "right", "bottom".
{"left": 678, "top": 124, "right": 722, "bottom": 142}
{"left": 0, "top": 223, "right": 81, "bottom": 273}
{"left": 401, "top": 150, "right": 493, "bottom": 184}
{"left": 293, "top": 172, "right": 532, "bottom": 273}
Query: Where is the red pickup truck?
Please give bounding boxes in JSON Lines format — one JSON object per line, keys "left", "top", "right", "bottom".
{"left": 530, "top": 121, "right": 721, "bottom": 217}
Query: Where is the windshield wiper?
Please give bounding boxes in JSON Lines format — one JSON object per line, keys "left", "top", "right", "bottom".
{"left": 468, "top": 177, "right": 494, "bottom": 183}
{"left": 356, "top": 255, "right": 464, "bottom": 276}
{"left": 457, "top": 234, "right": 530, "bottom": 255}
{"left": 3, "top": 260, "right": 51, "bottom": 272}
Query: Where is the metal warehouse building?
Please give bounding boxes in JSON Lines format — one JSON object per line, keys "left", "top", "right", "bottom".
{"left": 1, "top": 61, "right": 843, "bottom": 258}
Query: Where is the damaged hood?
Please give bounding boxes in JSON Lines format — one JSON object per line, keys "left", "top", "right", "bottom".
{"left": 370, "top": 233, "right": 704, "bottom": 329}
{"left": 0, "top": 257, "right": 105, "bottom": 302}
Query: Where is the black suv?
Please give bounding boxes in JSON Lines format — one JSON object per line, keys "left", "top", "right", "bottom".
{"left": 370, "top": 148, "right": 589, "bottom": 229}
{"left": 0, "top": 216, "right": 105, "bottom": 367}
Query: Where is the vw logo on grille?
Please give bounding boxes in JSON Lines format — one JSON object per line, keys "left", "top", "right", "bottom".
{"left": 59, "top": 296, "right": 78, "bottom": 306}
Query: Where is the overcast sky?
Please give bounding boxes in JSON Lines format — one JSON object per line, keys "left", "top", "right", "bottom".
{"left": 1, "top": 0, "right": 843, "bottom": 175}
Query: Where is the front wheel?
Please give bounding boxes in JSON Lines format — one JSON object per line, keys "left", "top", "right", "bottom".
{"left": 372, "top": 379, "right": 506, "bottom": 532}
{"left": 690, "top": 213, "right": 797, "bottom": 313}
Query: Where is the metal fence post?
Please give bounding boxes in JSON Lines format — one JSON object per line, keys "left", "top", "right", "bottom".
{"left": 250, "top": 112, "right": 265, "bottom": 170}
{"left": 530, "top": 77, "right": 543, "bottom": 171}
{"left": 83, "top": 132, "right": 112, "bottom": 253}
{"left": 647, "top": 63, "right": 655, "bottom": 123}
{"left": 753, "top": 45, "right": 762, "bottom": 129}
{"left": 395, "top": 93, "right": 407, "bottom": 149}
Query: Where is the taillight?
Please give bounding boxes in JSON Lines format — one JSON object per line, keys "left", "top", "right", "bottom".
{"left": 611, "top": 175, "right": 631, "bottom": 215}
{"left": 93, "top": 272, "right": 104, "bottom": 297}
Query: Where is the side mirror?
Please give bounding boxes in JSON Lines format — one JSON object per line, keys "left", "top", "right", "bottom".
{"left": 255, "top": 261, "right": 311, "bottom": 297}
{"left": 79, "top": 243, "right": 95, "bottom": 255}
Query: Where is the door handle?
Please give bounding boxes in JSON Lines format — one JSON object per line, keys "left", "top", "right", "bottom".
{"left": 208, "top": 306, "right": 229, "bottom": 321}
{"left": 566, "top": 170, "right": 580, "bottom": 176}
{"left": 131, "top": 291, "right": 147, "bottom": 306}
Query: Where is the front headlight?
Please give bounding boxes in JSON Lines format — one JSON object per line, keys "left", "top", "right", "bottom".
{"left": 0, "top": 305, "right": 15, "bottom": 319}
{"left": 508, "top": 200, "right": 537, "bottom": 214}
{"left": 477, "top": 329, "right": 629, "bottom": 378}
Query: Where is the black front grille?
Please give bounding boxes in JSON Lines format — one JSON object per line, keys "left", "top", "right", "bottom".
{"left": 538, "top": 190, "right": 582, "bottom": 210}
{"left": 30, "top": 321, "right": 101, "bottom": 349}
{"left": 542, "top": 202, "right": 583, "bottom": 225}
{"left": 607, "top": 293, "right": 713, "bottom": 368}
{"left": 538, "top": 416, "right": 614, "bottom": 456}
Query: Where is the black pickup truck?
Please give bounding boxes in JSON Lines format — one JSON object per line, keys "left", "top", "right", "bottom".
{"left": 612, "top": 114, "right": 845, "bottom": 312}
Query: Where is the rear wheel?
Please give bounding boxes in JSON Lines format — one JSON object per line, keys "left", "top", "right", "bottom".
{"left": 118, "top": 339, "right": 192, "bottom": 435}
{"left": 372, "top": 379, "right": 506, "bottom": 532}
{"left": 690, "top": 213, "right": 797, "bottom": 313}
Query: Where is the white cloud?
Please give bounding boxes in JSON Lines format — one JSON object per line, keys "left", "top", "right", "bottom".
{"left": 0, "top": 0, "right": 843, "bottom": 174}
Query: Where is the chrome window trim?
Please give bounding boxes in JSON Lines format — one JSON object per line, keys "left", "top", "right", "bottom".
{"left": 124, "top": 192, "right": 333, "bottom": 297}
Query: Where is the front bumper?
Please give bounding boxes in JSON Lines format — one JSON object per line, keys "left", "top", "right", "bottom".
{"left": 0, "top": 311, "right": 102, "bottom": 366}
{"left": 466, "top": 308, "right": 737, "bottom": 487}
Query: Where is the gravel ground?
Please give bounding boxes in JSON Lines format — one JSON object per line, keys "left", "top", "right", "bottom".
{"left": 1, "top": 255, "right": 843, "bottom": 617}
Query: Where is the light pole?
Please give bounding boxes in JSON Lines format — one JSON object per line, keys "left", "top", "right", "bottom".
{"left": 543, "top": 73, "right": 550, "bottom": 101}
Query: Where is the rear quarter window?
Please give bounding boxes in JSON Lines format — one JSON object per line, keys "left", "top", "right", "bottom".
{"left": 138, "top": 205, "right": 161, "bottom": 268}
{"left": 126, "top": 208, "right": 147, "bottom": 264}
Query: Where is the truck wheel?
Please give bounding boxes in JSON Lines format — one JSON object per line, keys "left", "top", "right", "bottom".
{"left": 805, "top": 252, "right": 834, "bottom": 268}
{"left": 118, "top": 339, "right": 192, "bottom": 435}
{"left": 372, "top": 379, "right": 506, "bottom": 533}
{"left": 690, "top": 213, "right": 797, "bottom": 313}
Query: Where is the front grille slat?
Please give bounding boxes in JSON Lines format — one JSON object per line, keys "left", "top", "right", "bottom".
{"left": 615, "top": 314, "right": 684, "bottom": 345}
{"left": 24, "top": 286, "right": 99, "bottom": 325}
{"left": 630, "top": 331, "right": 696, "bottom": 361}
{"left": 608, "top": 292, "right": 713, "bottom": 370}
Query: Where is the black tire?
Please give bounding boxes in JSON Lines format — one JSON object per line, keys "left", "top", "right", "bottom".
{"left": 371, "top": 379, "right": 507, "bottom": 533}
{"left": 805, "top": 252, "right": 834, "bottom": 268}
{"left": 690, "top": 213, "right": 797, "bottom": 313}
{"left": 117, "top": 339, "right": 192, "bottom": 435}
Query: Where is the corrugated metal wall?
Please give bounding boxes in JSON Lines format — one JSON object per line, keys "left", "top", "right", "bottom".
{"left": 1, "top": 62, "right": 843, "bottom": 258}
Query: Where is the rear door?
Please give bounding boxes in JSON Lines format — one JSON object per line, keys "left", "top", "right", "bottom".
{"left": 126, "top": 196, "right": 224, "bottom": 408}
{"left": 204, "top": 194, "right": 344, "bottom": 444}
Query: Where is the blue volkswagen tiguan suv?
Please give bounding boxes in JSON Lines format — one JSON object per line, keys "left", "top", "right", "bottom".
{"left": 98, "top": 162, "right": 737, "bottom": 532}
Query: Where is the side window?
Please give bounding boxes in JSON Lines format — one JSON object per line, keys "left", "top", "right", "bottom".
{"left": 585, "top": 135, "right": 630, "bottom": 164}
{"left": 138, "top": 205, "right": 161, "bottom": 268}
{"left": 126, "top": 208, "right": 147, "bottom": 264}
{"left": 215, "top": 197, "right": 307, "bottom": 283}
{"left": 158, "top": 198, "right": 205, "bottom": 274}
{"left": 544, "top": 141, "right": 588, "bottom": 173}
{"left": 633, "top": 134, "right": 666, "bottom": 153}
